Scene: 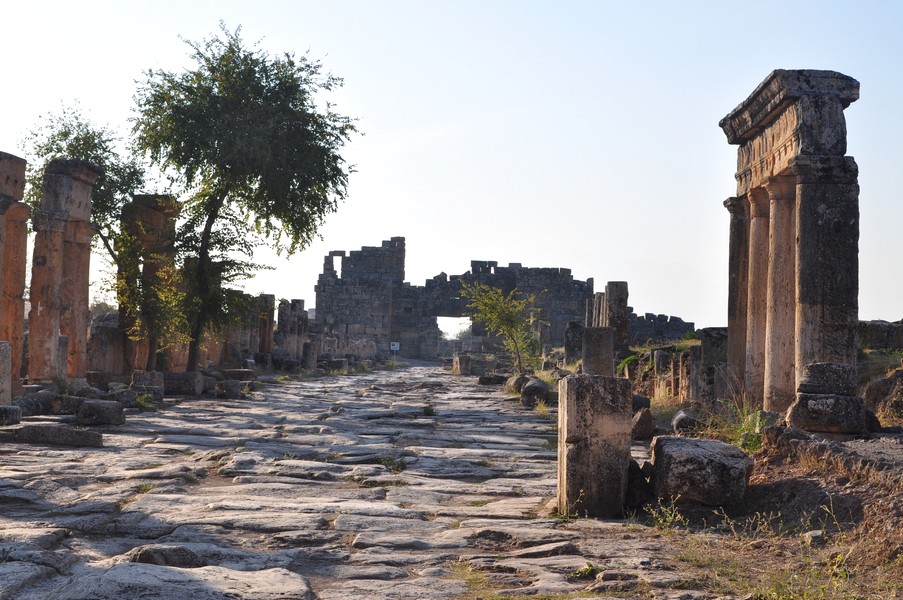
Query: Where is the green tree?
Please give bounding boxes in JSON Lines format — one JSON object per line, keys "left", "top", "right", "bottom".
{"left": 20, "top": 104, "right": 146, "bottom": 260}
{"left": 460, "top": 282, "right": 541, "bottom": 373}
{"left": 132, "top": 24, "right": 356, "bottom": 370}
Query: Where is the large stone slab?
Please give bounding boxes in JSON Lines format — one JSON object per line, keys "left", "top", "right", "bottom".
{"left": 785, "top": 393, "right": 867, "bottom": 434}
{"left": 651, "top": 436, "right": 753, "bottom": 505}
{"left": 163, "top": 371, "right": 204, "bottom": 396}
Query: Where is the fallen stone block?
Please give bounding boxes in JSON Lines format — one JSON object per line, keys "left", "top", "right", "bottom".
{"left": 632, "top": 408, "right": 654, "bottom": 440}
{"left": 651, "top": 436, "right": 753, "bottom": 505}
{"left": 76, "top": 399, "right": 125, "bottom": 426}
{"left": 0, "top": 405, "right": 22, "bottom": 425}
{"left": 222, "top": 380, "right": 243, "bottom": 400}
{"left": 785, "top": 393, "right": 867, "bottom": 434}
{"left": 163, "top": 371, "right": 204, "bottom": 396}
{"left": 221, "top": 369, "right": 257, "bottom": 382}
{"left": 130, "top": 385, "right": 164, "bottom": 402}
{"left": 5, "top": 423, "right": 103, "bottom": 447}
{"left": 132, "top": 370, "right": 165, "bottom": 388}
{"left": 52, "top": 395, "right": 86, "bottom": 415}
{"left": 520, "top": 378, "right": 549, "bottom": 408}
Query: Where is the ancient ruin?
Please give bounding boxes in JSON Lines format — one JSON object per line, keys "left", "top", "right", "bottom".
{"left": 721, "top": 70, "right": 861, "bottom": 413}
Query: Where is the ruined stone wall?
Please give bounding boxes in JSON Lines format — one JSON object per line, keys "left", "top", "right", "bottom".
{"left": 858, "top": 320, "right": 903, "bottom": 350}
{"left": 314, "top": 238, "right": 403, "bottom": 358}
{"left": 628, "top": 312, "right": 695, "bottom": 344}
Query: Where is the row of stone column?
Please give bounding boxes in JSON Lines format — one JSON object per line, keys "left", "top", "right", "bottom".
{"left": 0, "top": 153, "right": 99, "bottom": 394}
{"left": 722, "top": 70, "right": 861, "bottom": 413}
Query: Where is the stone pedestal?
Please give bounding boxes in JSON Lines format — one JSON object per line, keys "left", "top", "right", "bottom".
{"left": 558, "top": 374, "right": 632, "bottom": 517}
{"left": 582, "top": 327, "right": 614, "bottom": 376}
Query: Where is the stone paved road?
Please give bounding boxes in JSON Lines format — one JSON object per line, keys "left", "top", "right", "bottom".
{"left": 0, "top": 366, "right": 729, "bottom": 599}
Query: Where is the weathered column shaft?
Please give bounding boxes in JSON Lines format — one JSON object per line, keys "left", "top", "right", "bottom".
{"left": 0, "top": 152, "right": 28, "bottom": 394}
{"left": 763, "top": 176, "right": 797, "bottom": 412}
{"left": 723, "top": 196, "right": 749, "bottom": 392}
{"left": 582, "top": 326, "right": 614, "bottom": 376}
{"left": 591, "top": 292, "right": 605, "bottom": 328}
{"left": 744, "top": 188, "right": 770, "bottom": 405}
{"left": 258, "top": 294, "right": 276, "bottom": 354}
{"left": 60, "top": 220, "right": 94, "bottom": 380}
{"left": 604, "top": 281, "right": 629, "bottom": 351}
{"left": 558, "top": 374, "right": 632, "bottom": 518}
{"left": 793, "top": 156, "right": 859, "bottom": 380}
{"left": 28, "top": 211, "right": 68, "bottom": 382}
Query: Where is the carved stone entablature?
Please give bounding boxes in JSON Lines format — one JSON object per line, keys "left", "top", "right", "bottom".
{"left": 720, "top": 70, "right": 859, "bottom": 196}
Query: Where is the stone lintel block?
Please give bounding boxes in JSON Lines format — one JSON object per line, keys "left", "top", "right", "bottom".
{"left": 0, "top": 151, "right": 27, "bottom": 201}
{"left": 163, "top": 371, "right": 204, "bottom": 396}
{"left": 10, "top": 423, "right": 103, "bottom": 447}
{"left": 796, "top": 363, "right": 857, "bottom": 396}
{"left": 558, "top": 374, "right": 632, "bottom": 518}
{"left": 651, "top": 436, "right": 753, "bottom": 506}
{"left": 786, "top": 393, "right": 866, "bottom": 434}
{"left": 76, "top": 399, "right": 125, "bottom": 426}
{"left": 720, "top": 70, "right": 859, "bottom": 144}
{"left": 0, "top": 405, "right": 22, "bottom": 425}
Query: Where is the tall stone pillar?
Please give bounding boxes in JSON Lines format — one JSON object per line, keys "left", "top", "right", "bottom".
{"left": 591, "top": 292, "right": 604, "bottom": 327}
{"left": 604, "top": 281, "right": 629, "bottom": 351}
{"left": 28, "top": 210, "right": 69, "bottom": 382}
{"left": 792, "top": 156, "right": 859, "bottom": 380}
{"left": 258, "top": 294, "right": 276, "bottom": 354}
{"left": 763, "top": 176, "right": 797, "bottom": 412}
{"left": 558, "top": 374, "right": 632, "bottom": 518}
{"left": 28, "top": 159, "right": 101, "bottom": 384}
{"left": 744, "top": 188, "right": 770, "bottom": 405}
{"left": 0, "top": 152, "right": 28, "bottom": 394}
{"left": 61, "top": 220, "right": 94, "bottom": 382}
{"left": 723, "top": 196, "right": 749, "bottom": 392}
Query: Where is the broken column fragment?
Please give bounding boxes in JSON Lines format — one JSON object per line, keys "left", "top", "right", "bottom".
{"left": 582, "top": 327, "right": 614, "bottom": 376}
{"left": 558, "top": 374, "right": 632, "bottom": 517}
{"left": 604, "top": 282, "right": 629, "bottom": 352}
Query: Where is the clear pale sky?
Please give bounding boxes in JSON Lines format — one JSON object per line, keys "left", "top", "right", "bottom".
{"left": 3, "top": 1, "right": 902, "bottom": 330}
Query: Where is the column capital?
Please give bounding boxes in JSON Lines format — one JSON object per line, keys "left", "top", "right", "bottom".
{"left": 748, "top": 187, "right": 770, "bottom": 217}
{"left": 33, "top": 210, "right": 68, "bottom": 233}
{"left": 723, "top": 196, "right": 749, "bottom": 217}
{"left": 765, "top": 175, "right": 797, "bottom": 201}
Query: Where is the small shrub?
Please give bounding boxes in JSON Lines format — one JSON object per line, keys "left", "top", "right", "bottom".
{"left": 423, "top": 405, "right": 437, "bottom": 416}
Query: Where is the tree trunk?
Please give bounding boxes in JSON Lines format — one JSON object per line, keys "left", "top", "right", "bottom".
{"left": 185, "top": 191, "right": 227, "bottom": 371}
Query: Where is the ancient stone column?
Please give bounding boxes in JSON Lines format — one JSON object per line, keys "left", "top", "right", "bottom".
{"left": 763, "top": 176, "right": 797, "bottom": 412}
{"left": 28, "top": 160, "right": 101, "bottom": 383}
{"left": 564, "top": 320, "right": 583, "bottom": 365}
{"left": 558, "top": 374, "right": 632, "bottom": 518}
{"left": 582, "top": 326, "right": 614, "bottom": 376}
{"left": 744, "top": 188, "right": 770, "bottom": 405}
{"left": 0, "top": 152, "right": 28, "bottom": 394}
{"left": 60, "top": 220, "right": 94, "bottom": 382}
{"left": 584, "top": 298, "right": 593, "bottom": 328}
{"left": 591, "top": 292, "right": 604, "bottom": 328}
{"left": 723, "top": 196, "right": 749, "bottom": 392}
{"left": 604, "top": 281, "right": 629, "bottom": 352}
{"left": 258, "top": 294, "right": 276, "bottom": 355}
{"left": 792, "top": 156, "right": 860, "bottom": 380}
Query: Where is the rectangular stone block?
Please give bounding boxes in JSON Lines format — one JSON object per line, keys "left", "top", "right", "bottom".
{"left": 5, "top": 423, "right": 103, "bottom": 447}
{"left": 163, "top": 371, "right": 204, "bottom": 396}
{"left": 558, "top": 374, "right": 632, "bottom": 518}
{"left": 582, "top": 327, "right": 614, "bottom": 376}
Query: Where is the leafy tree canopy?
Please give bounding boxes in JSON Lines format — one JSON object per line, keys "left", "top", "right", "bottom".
{"left": 132, "top": 23, "right": 357, "bottom": 369}
{"left": 460, "top": 282, "right": 541, "bottom": 374}
{"left": 21, "top": 104, "right": 146, "bottom": 253}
